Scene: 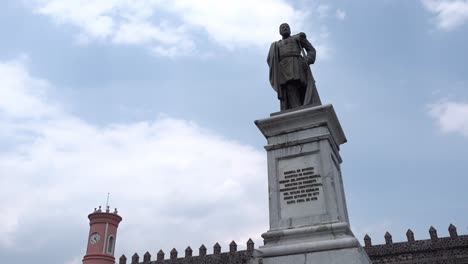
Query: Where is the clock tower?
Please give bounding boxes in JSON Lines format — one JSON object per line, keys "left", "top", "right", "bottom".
{"left": 83, "top": 206, "right": 122, "bottom": 264}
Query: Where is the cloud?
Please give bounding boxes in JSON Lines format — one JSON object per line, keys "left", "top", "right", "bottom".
{"left": 336, "top": 9, "right": 346, "bottom": 20}
{"left": 421, "top": 0, "right": 468, "bottom": 31}
{"left": 0, "top": 58, "right": 60, "bottom": 119}
{"left": 29, "top": 0, "right": 308, "bottom": 56}
{"left": 169, "top": 0, "right": 305, "bottom": 50}
{"left": 0, "top": 57, "right": 267, "bottom": 263}
{"left": 317, "top": 4, "right": 330, "bottom": 19}
{"left": 428, "top": 100, "right": 468, "bottom": 137}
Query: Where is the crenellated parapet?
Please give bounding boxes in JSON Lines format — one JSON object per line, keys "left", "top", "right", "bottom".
{"left": 363, "top": 224, "right": 468, "bottom": 263}
{"left": 119, "top": 239, "right": 255, "bottom": 264}
{"left": 117, "top": 224, "right": 468, "bottom": 264}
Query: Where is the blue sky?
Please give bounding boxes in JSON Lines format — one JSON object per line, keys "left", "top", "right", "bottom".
{"left": 1, "top": 1, "right": 468, "bottom": 264}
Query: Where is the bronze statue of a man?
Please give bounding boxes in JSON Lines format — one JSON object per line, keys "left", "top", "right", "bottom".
{"left": 267, "top": 23, "right": 321, "bottom": 110}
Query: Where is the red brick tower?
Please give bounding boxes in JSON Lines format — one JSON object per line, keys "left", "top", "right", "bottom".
{"left": 83, "top": 206, "right": 122, "bottom": 264}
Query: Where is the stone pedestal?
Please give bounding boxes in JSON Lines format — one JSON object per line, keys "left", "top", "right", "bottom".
{"left": 254, "top": 104, "right": 371, "bottom": 264}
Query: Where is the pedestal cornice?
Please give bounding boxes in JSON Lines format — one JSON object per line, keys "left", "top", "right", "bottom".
{"left": 255, "top": 104, "right": 347, "bottom": 148}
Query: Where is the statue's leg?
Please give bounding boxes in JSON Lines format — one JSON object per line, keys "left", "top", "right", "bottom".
{"left": 286, "top": 83, "right": 302, "bottom": 109}
{"left": 280, "top": 85, "right": 288, "bottom": 110}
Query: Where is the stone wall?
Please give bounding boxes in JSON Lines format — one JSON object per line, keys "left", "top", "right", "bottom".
{"left": 120, "top": 225, "right": 468, "bottom": 264}
{"left": 119, "top": 239, "right": 254, "bottom": 264}
{"left": 363, "top": 224, "right": 468, "bottom": 264}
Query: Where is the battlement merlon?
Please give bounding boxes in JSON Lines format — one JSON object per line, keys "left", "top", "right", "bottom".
{"left": 119, "top": 239, "right": 255, "bottom": 264}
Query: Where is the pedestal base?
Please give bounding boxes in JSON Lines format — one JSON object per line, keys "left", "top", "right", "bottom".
{"left": 258, "top": 222, "right": 359, "bottom": 257}
{"left": 261, "top": 247, "right": 371, "bottom": 264}
{"left": 254, "top": 104, "right": 370, "bottom": 264}
{"left": 255, "top": 221, "right": 371, "bottom": 263}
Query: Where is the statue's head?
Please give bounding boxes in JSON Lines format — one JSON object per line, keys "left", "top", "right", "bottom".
{"left": 279, "top": 23, "right": 291, "bottom": 38}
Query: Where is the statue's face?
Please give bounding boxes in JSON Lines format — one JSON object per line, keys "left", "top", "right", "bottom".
{"left": 279, "top": 23, "right": 291, "bottom": 37}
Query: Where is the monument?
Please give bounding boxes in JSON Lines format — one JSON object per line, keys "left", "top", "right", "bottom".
{"left": 267, "top": 23, "right": 321, "bottom": 110}
{"left": 254, "top": 24, "right": 371, "bottom": 263}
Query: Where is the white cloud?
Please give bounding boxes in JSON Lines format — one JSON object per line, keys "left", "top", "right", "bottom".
{"left": 336, "top": 9, "right": 346, "bottom": 20}
{"left": 421, "top": 0, "right": 468, "bottom": 31}
{"left": 170, "top": 0, "right": 305, "bottom": 49}
{"left": 428, "top": 100, "right": 468, "bottom": 136}
{"left": 29, "top": 0, "right": 308, "bottom": 56}
{"left": 317, "top": 4, "right": 330, "bottom": 19}
{"left": 0, "top": 58, "right": 60, "bottom": 119}
{"left": 0, "top": 57, "right": 267, "bottom": 262}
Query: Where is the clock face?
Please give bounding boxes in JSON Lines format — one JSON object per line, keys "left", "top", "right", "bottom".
{"left": 89, "top": 232, "right": 100, "bottom": 245}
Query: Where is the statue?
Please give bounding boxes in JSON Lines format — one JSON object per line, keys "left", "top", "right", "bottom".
{"left": 267, "top": 23, "right": 322, "bottom": 110}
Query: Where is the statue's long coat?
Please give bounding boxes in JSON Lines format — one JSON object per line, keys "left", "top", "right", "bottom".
{"left": 267, "top": 33, "right": 321, "bottom": 107}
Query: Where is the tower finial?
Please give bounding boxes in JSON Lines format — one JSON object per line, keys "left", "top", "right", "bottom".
{"left": 106, "top": 192, "right": 110, "bottom": 207}
{"left": 106, "top": 193, "right": 111, "bottom": 212}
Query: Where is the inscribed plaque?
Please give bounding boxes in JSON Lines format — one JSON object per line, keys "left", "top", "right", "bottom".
{"left": 277, "top": 154, "right": 326, "bottom": 219}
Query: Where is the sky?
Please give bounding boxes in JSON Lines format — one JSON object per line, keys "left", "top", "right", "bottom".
{"left": 1, "top": 0, "right": 468, "bottom": 263}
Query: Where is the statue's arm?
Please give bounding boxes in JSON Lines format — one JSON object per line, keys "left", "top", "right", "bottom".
{"left": 298, "top": 33, "right": 316, "bottom": 65}
{"left": 267, "top": 42, "right": 275, "bottom": 67}
{"left": 267, "top": 42, "right": 277, "bottom": 88}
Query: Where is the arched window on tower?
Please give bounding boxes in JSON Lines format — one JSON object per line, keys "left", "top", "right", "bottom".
{"left": 107, "top": 236, "right": 114, "bottom": 254}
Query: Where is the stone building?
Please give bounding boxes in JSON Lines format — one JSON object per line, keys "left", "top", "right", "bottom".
{"left": 115, "top": 224, "right": 468, "bottom": 264}
{"left": 365, "top": 225, "right": 468, "bottom": 263}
